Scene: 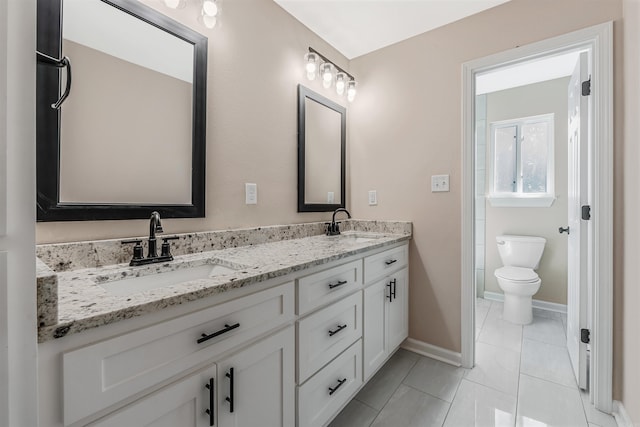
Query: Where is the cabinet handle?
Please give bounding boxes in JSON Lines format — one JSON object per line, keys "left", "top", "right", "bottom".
{"left": 328, "top": 280, "right": 348, "bottom": 289}
{"left": 225, "top": 368, "right": 234, "bottom": 413}
{"left": 387, "top": 282, "right": 393, "bottom": 302}
{"left": 328, "top": 324, "right": 347, "bottom": 337}
{"left": 390, "top": 278, "right": 397, "bottom": 300}
{"left": 328, "top": 378, "right": 347, "bottom": 396}
{"left": 197, "top": 323, "right": 240, "bottom": 344}
{"left": 205, "top": 378, "right": 214, "bottom": 426}
{"left": 385, "top": 259, "right": 398, "bottom": 266}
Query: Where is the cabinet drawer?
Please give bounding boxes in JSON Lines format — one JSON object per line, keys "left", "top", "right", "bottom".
{"left": 364, "top": 244, "right": 408, "bottom": 284}
{"left": 63, "top": 281, "right": 294, "bottom": 426}
{"left": 298, "top": 339, "right": 363, "bottom": 427}
{"left": 297, "top": 291, "right": 362, "bottom": 383}
{"left": 297, "top": 259, "right": 362, "bottom": 315}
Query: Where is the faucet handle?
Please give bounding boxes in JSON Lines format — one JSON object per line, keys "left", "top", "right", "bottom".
{"left": 161, "top": 236, "right": 179, "bottom": 258}
{"left": 122, "top": 239, "right": 144, "bottom": 261}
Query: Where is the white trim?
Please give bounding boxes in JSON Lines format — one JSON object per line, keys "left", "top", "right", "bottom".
{"left": 487, "top": 195, "right": 556, "bottom": 207}
{"left": 462, "top": 21, "right": 613, "bottom": 412}
{"left": 401, "top": 338, "right": 462, "bottom": 367}
{"left": 612, "top": 400, "right": 634, "bottom": 427}
{"left": 483, "top": 291, "right": 568, "bottom": 314}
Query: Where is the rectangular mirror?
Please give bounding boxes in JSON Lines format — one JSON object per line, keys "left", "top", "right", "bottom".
{"left": 297, "top": 85, "right": 346, "bottom": 212}
{"left": 36, "top": 0, "right": 207, "bottom": 221}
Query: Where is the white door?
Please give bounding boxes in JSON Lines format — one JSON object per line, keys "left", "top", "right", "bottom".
{"left": 217, "top": 326, "right": 295, "bottom": 427}
{"left": 566, "top": 51, "right": 590, "bottom": 389}
{"left": 386, "top": 268, "right": 409, "bottom": 351}
{"left": 89, "top": 365, "right": 217, "bottom": 427}
{"left": 363, "top": 279, "right": 387, "bottom": 380}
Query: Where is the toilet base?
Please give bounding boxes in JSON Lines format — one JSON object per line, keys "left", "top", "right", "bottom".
{"left": 503, "top": 293, "right": 533, "bottom": 325}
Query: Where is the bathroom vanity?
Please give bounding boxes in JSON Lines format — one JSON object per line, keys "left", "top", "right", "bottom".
{"left": 36, "top": 220, "right": 410, "bottom": 427}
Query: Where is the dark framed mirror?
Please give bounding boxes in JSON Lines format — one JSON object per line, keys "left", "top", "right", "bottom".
{"left": 36, "top": 0, "right": 207, "bottom": 221}
{"left": 297, "top": 85, "right": 346, "bottom": 212}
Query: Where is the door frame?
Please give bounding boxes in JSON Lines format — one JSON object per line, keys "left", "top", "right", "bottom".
{"left": 461, "top": 22, "right": 613, "bottom": 412}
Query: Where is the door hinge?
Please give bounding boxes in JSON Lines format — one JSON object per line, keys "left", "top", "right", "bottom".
{"left": 582, "top": 77, "right": 592, "bottom": 96}
{"left": 581, "top": 205, "right": 591, "bottom": 220}
{"left": 581, "top": 328, "right": 591, "bottom": 344}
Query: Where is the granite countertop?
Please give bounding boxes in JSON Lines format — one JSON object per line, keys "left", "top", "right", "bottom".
{"left": 37, "top": 223, "right": 411, "bottom": 343}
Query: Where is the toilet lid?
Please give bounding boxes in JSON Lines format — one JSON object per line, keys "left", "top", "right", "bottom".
{"left": 495, "top": 266, "right": 539, "bottom": 282}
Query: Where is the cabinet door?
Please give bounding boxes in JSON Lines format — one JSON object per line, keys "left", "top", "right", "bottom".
{"left": 363, "top": 279, "right": 386, "bottom": 381}
{"left": 386, "top": 268, "right": 408, "bottom": 351}
{"left": 89, "top": 365, "right": 216, "bottom": 427}
{"left": 217, "top": 326, "right": 295, "bottom": 427}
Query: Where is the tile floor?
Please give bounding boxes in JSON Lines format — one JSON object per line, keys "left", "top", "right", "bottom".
{"left": 329, "top": 298, "right": 617, "bottom": 427}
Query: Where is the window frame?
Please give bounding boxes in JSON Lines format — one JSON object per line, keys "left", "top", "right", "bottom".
{"left": 487, "top": 113, "right": 555, "bottom": 207}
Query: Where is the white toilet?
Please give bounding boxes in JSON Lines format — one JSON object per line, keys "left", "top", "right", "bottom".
{"left": 494, "top": 235, "right": 546, "bottom": 325}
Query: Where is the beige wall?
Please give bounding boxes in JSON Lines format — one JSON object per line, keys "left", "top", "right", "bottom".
{"left": 484, "top": 78, "right": 569, "bottom": 305}
{"left": 622, "top": 0, "right": 640, "bottom": 421}
{"left": 349, "top": 0, "right": 623, "bottom": 364}
{"left": 36, "top": 0, "right": 350, "bottom": 243}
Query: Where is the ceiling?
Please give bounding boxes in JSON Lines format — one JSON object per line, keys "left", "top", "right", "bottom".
{"left": 273, "top": 0, "right": 512, "bottom": 59}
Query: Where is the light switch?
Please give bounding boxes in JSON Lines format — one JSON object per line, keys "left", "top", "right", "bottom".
{"left": 368, "top": 190, "right": 378, "bottom": 206}
{"left": 431, "top": 175, "right": 450, "bottom": 192}
{"left": 245, "top": 183, "right": 257, "bottom": 204}
{"left": 327, "top": 192, "right": 335, "bottom": 203}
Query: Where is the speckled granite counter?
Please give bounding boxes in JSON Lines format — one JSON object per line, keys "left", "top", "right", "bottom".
{"left": 36, "top": 220, "right": 411, "bottom": 343}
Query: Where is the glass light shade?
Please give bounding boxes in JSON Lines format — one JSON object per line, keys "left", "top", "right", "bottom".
{"left": 202, "top": 0, "right": 218, "bottom": 17}
{"left": 201, "top": 14, "right": 217, "bottom": 28}
{"left": 304, "top": 52, "right": 318, "bottom": 80}
{"left": 321, "top": 63, "right": 333, "bottom": 88}
{"left": 335, "top": 72, "right": 346, "bottom": 95}
{"left": 164, "top": 0, "right": 185, "bottom": 8}
{"left": 347, "top": 80, "right": 357, "bottom": 102}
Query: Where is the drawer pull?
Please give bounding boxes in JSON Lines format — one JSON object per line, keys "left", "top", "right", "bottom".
{"left": 205, "top": 377, "right": 214, "bottom": 426}
{"left": 225, "top": 368, "right": 235, "bottom": 413}
{"left": 385, "top": 259, "right": 398, "bottom": 266}
{"left": 197, "top": 322, "right": 240, "bottom": 344}
{"left": 386, "top": 281, "right": 393, "bottom": 302}
{"left": 328, "top": 324, "right": 348, "bottom": 337}
{"left": 328, "top": 378, "right": 347, "bottom": 396}
{"left": 328, "top": 280, "right": 348, "bottom": 289}
{"left": 390, "top": 278, "right": 397, "bottom": 301}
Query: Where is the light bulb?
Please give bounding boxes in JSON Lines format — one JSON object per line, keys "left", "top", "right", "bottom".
{"left": 304, "top": 52, "right": 318, "bottom": 80}
{"left": 335, "top": 72, "right": 346, "bottom": 95}
{"left": 347, "top": 80, "right": 357, "bottom": 102}
{"left": 321, "top": 63, "right": 333, "bottom": 89}
{"left": 202, "top": 0, "right": 218, "bottom": 17}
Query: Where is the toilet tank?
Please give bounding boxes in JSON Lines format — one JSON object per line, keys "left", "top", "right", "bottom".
{"left": 496, "top": 235, "right": 546, "bottom": 269}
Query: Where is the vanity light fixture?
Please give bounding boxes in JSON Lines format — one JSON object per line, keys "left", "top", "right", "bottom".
{"left": 163, "top": 0, "right": 220, "bottom": 29}
{"left": 304, "top": 47, "right": 357, "bottom": 102}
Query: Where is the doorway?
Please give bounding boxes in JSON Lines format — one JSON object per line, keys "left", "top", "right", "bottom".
{"left": 461, "top": 22, "right": 613, "bottom": 413}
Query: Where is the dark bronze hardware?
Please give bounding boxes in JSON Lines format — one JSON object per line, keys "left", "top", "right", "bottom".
{"left": 387, "top": 282, "right": 393, "bottom": 302}
{"left": 226, "top": 368, "right": 234, "bottom": 413}
{"left": 36, "top": 51, "right": 71, "bottom": 109}
{"left": 559, "top": 226, "right": 570, "bottom": 235}
{"left": 328, "top": 378, "right": 347, "bottom": 396}
{"left": 326, "top": 208, "right": 351, "bottom": 235}
{"left": 205, "top": 377, "right": 214, "bottom": 426}
{"left": 385, "top": 259, "right": 398, "bottom": 266}
{"left": 161, "top": 236, "right": 179, "bottom": 257}
{"left": 328, "top": 324, "right": 347, "bottom": 337}
{"left": 198, "top": 323, "right": 240, "bottom": 344}
{"left": 390, "top": 278, "right": 397, "bottom": 300}
{"left": 328, "top": 280, "right": 348, "bottom": 289}
{"left": 121, "top": 239, "right": 144, "bottom": 262}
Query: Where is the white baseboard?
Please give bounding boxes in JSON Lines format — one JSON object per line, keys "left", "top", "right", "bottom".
{"left": 401, "top": 338, "right": 462, "bottom": 367}
{"left": 613, "top": 400, "right": 635, "bottom": 427}
{"left": 483, "top": 291, "right": 567, "bottom": 314}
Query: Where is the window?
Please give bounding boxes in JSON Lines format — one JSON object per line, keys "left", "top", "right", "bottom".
{"left": 488, "top": 114, "right": 555, "bottom": 207}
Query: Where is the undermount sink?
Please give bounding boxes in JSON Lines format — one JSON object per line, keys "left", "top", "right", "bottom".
{"left": 97, "top": 263, "right": 242, "bottom": 296}
{"left": 329, "top": 232, "right": 386, "bottom": 244}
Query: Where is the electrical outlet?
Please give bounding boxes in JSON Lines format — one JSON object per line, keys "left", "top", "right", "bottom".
{"left": 368, "top": 190, "right": 378, "bottom": 206}
{"left": 431, "top": 175, "right": 450, "bottom": 192}
{"left": 245, "top": 183, "right": 257, "bottom": 204}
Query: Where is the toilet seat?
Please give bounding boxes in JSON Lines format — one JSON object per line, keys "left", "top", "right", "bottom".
{"left": 494, "top": 266, "right": 539, "bottom": 283}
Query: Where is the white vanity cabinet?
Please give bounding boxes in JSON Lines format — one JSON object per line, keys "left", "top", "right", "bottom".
{"left": 61, "top": 281, "right": 295, "bottom": 426}
{"left": 363, "top": 247, "right": 409, "bottom": 381}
